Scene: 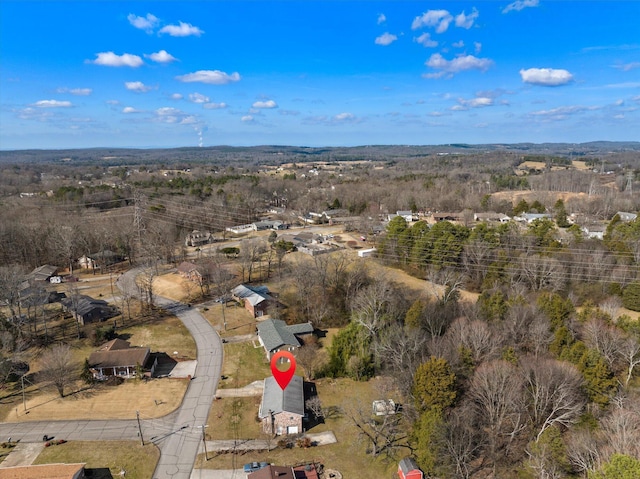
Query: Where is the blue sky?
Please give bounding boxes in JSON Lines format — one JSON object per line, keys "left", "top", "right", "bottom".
{"left": 1, "top": 1, "right": 639, "bottom": 149}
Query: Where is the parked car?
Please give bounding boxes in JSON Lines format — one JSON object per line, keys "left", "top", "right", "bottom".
{"left": 243, "top": 462, "right": 269, "bottom": 473}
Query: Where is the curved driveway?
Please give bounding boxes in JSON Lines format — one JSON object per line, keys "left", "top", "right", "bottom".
{"left": 0, "top": 268, "right": 223, "bottom": 479}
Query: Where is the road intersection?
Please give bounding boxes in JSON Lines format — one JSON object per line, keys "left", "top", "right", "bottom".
{"left": 0, "top": 267, "right": 223, "bottom": 479}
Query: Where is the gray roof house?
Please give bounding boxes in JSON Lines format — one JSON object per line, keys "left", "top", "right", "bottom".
{"left": 61, "top": 294, "right": 117, "bottom": 326}
{"left": 232, "top": 284, "right": 275, "bottom": 318}
{"left": 29, "top": 264, "right": 58, "bottom": 282}
{"left": 256, "top": 319, "right": 314, "bottom": 359}
{"left": 258, "top": 375, "right": 305, "bottom": 435}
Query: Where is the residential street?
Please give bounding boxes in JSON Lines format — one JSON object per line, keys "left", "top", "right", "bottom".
{"left": 0, "top": 267, "right": 223, "bottom": 479}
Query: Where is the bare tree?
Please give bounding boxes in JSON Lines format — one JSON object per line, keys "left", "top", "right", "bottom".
{"left": 305, "top": 396, "right": 325, "bottom": 421}
{"left": 600, "top": 397, "right": 640, "bottom": 459}
{"left": 468, "top": 360, "right": 526, "bottom": 474}
{"left": 618, "top": 337, "right": 640, "bottom": 387}
{"left": 583, "top": 318, "right": 626, "bottom": 372}
{"left": 439, "top": 403, "right": 482, "bottom": 479}
{"left": 510, "top": 254, "right": 566, "bottom": 292}
{"left": 0, "top": 265, "right": 27, "bottom": 321}
{"left": 521, "top": 357, "right": 586, "bottom": 442}
{"left": 38, "top": 343, "right": 77, "bottom": 398}
{"left": 296, "top": 342, "right": 323, "bottom": 380}
{"left": 566, "top": 428, "right": 600, "bottom": 476}
{"left": 239, "top": 238, "right": 266, "bottom": 283}
{"left": 343, "top": 397, "right": 408, "bottom": 457}
{"left": 446, "top": 317, "right": 498, "bottom": 365}
{"left": 600, "top": 297, "right": 623, "bottom": 321}
{"left": 351, "top": 278, "right": 399, "bottom": 338}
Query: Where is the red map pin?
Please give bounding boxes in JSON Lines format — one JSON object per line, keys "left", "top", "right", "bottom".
{"left": 270, "top": 351, "right": 296, "bottom": 391}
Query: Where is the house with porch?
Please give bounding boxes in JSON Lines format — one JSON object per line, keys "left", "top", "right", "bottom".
{"left": 258, "top": 375, "right": 305, "bottom": 435}
{"left": 88, "top": 338, "right": 156, "bottom": 380}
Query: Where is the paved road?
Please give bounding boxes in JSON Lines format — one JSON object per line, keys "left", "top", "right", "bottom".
{"left": 0, "top": 267, "right": 223, "bottom": 479}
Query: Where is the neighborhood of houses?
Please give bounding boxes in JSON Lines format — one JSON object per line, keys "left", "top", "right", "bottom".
{"left": 4, "top": 206, "right": 639, "bottom": 479}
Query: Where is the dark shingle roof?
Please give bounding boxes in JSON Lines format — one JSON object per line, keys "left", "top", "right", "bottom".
{"left": 89, "top": 347, "right": 150, "bottom": 370}
{"left": 257, "top": 319, "right": 313, "bottom": 352}
{"left": 259, "top": 375, "right": 304, "bottom": 418}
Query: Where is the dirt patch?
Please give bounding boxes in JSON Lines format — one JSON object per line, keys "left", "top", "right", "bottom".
{"left": 152, "top": 273, "right": 191, "bottom": 302}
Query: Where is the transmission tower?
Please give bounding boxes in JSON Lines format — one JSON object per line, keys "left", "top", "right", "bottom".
{"left": 133, "top": 190, "right": 147, "bottom": 244}
{"left": 626, "top": 172, "right": 634, "bottom": 195}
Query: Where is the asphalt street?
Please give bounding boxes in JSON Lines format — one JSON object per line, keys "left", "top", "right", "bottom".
{"left": 0, "top": 267, "right": 223, "bottom": 479}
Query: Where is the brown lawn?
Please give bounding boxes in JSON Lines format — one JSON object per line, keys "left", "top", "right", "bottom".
{"left": 200, "top": 302, "right": 257, "bottom": 337}
{"left": 219, "top": 342, "right": 270, "bottom": 389}
{"left": 3, "top": 378, "right": 187, "bottom": 422}
{"left": 34, "top": 440, "right": 159, "bottom": 479}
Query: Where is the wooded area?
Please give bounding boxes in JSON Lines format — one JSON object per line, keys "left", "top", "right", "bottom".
{"left": 1, "top": 143, "right": 640, "bottom": 478}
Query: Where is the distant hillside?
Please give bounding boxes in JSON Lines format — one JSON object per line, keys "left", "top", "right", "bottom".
{"left": 1, "top": 142, "right": 639, "bottom": 166}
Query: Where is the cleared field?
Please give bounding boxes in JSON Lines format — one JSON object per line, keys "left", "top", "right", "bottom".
{"left": 2, "top": 378, "right": 187, "bottom": 422}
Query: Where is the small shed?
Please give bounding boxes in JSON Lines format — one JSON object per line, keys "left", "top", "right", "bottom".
{"left": 398, "top": 457, "right": 423, "bottom": 479}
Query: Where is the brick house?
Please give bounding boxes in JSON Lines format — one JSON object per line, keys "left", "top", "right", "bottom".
{"left": 259, "top": 375, "right": 304, "bottom": 435}
{"left": 231, "top": 284, "right": 274, "bottom": 318}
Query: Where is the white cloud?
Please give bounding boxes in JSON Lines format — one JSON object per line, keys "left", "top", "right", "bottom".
{"left": 176, "top": 70, "right": 241, "bottom": 85}
{"left": 412, "top": 10, "right": 453, "bottom": 33}
{"left": 125, "top": 81, "right": 154, "bottom": 93}
{"left": 57, "top": 87, "right": 92, "bottom": 96}
{"left": 241, "top": 115, "right": 254, "bottom": 122}
{"left": 424, "top": 54, "right": 494, "bottom": 78}
{"left": 414, "top": 33, "right": 438, "bottom": 48}
{"left": 474, "top": 42, "right": 482, "bottom": 54}
{"left": 530, "top": 105, "right": 596, "bottom": 120}
{"left": 154, "top": 106, "right": 197, "bottom": 124}
{"left": 252, "top": 100, "right": 278, "bottom": 109}
{"left": 89, "top": 52, "right": 143, "bottom": 67}
{"left": 453, "top": 40, "right": 465, "bottom": 48}
{"left": 377, "top": 13, "right": 386, "bottom": 24}
{"left": 122, "top": 106, "right": 140, "bottom": 113}
{"left": 614, "top": 62, "right": 640, "bottom": 72}
{"left": 146, "top": 50, "right": 177, "bottom": 63}
{"left": 189, "top": 93, "right": 210, "bottom": 104}
{"left": 375, "top": 33, "right": 398, "bottom": 46}
{"left": 171, "top": 93, "right": 183, "bottom": 100}
{"left": 334, "top": 112, "right": 355, "bottom": 121}
{"left": 520, "top": 68, "right": 574, "bottom": 86}
{"left": 455, "top": 8, "right": 479, "bottom": 29}
{"left": 33, "top": 99, "right": 72, "bottom": 108}
{"left": 159, "top": 21, "right": 204, "bottom": 37}
{"left": 127, "top": 13, "right": 159, "bottom": 33}
{"left": 503, "top": 0, "right": 539, "bottom": 14}
{"left": 203, "top": 102, "right": 228, "bottom": 109}
{"left": 458, "top": 97, "right": 494, "bottom": 109}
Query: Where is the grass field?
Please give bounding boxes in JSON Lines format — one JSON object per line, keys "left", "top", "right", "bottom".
{"left": 34, "top": 440, "right": 159, "bottom": 479}
{"left": 219, "top": 342, "right": 270, "bottom": 389}
{"left": 1, "top": 378, "right": 188, "bottom": 422}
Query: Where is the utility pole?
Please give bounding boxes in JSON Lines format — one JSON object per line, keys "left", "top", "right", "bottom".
{"left": 198, "top": 424, "right": 209, "bottom": 460}
{"left": 136, "top": 410, "right": 144, "bottom": 446}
